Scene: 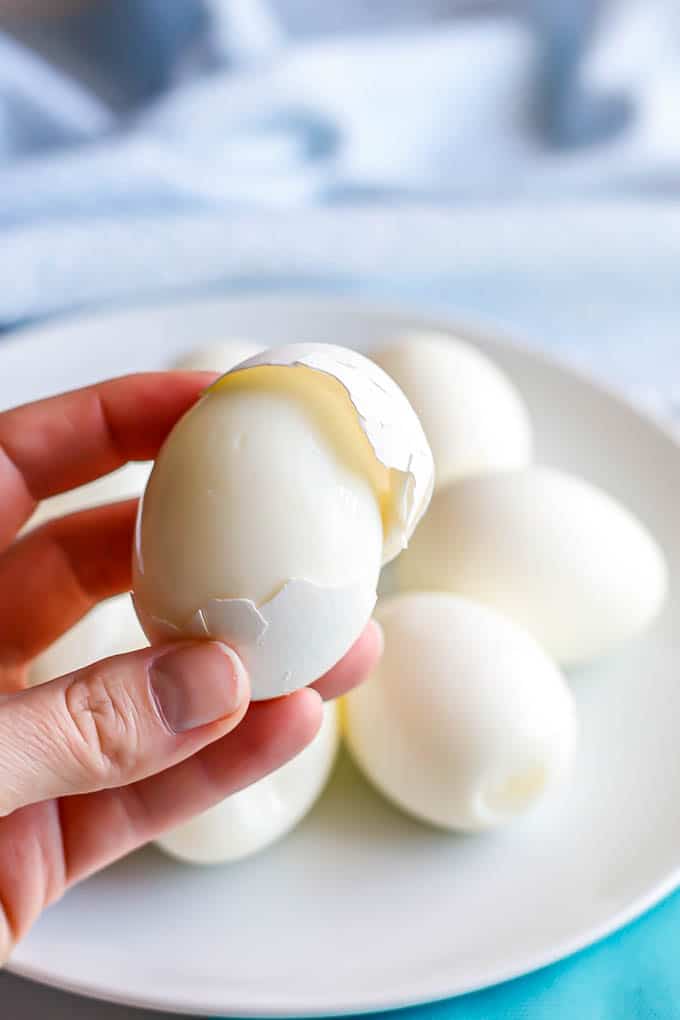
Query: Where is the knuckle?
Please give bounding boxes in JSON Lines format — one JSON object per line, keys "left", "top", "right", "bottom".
{"left": 62, "top": 671, "right": 142, "bottom": 785}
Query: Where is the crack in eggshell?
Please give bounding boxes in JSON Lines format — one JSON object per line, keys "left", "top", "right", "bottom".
{"left": 212, "top": 343, "right": 434, "bottom": 564}
{"left": 147, "top": 577, "right": 377, "bottom": 701}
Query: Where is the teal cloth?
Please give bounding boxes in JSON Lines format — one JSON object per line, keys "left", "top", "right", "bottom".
{"left": 226, "top": 888, "right": 680, "bottom": 1020}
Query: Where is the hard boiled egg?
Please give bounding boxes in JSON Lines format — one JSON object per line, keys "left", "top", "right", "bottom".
{"left": 397, "top": 467, "right": 668, "bottom": 666}
{"left": 24, "top": 461, "right": 151, "bottom": 532}
{"left": 373, "top": 331, "right": 532, "bottom": 488}
{"left": 29, "top": 593, "right": 147, "bottom": 687}
{"left": 344, "top": 593, "right": 577, "bottom": 832}
{"left": 173, "top": 341, "right": 264, "bottom": 372}
{"left": 156, "top": 701, "right": 339, "bottom": 864}
{"left": 133, "top": 343, "right": 434, "bottom": 700}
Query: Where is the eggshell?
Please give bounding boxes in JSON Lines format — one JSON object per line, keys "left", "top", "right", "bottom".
{"left": 344, "top": 593, "right": 578, "bottom": 832}
{"left": 232, "top": 343, "right": 434, "bottom": 561}
{"left": 397, "top": 466, "right": 668, "bottom": 666}
{"left": 156, "top": 701, "right": 339, "bottom": 864}
{"left": 134, "top": 343, "right": 434, "bottom": 700}
{"left": 173, "top": 340, "right": 264, "bottom": 372}
{"left": 29, "top": 594, "right": 147, "bottom": 687}
{"left": 373, "top": 331, "right": 532, "bottom": 488}
{"left": 25, "top": 461, "right": 151, "bottom": 532}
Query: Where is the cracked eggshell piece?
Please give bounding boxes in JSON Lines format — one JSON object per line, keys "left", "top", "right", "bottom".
{"left": 232, "top": 343, "right": 434, "bottom": 563}
{"left": 397, "top": 466, "right": 668, "bottom": 667}
{"left": 156, "top": 701, "right": 339, "bottom": 864}
{"left": 24, "top": 461, "right": 152, "bottom": 533}
{"left": 134, "top": 343, "right": 433, "bottom": 700}
{"left": 173, "top": 340, "right": 264, "bottom": 372}
{"left": 344, "top": 593, "right": 578, "bottom": 832}
{"left": 29, "top": 594, "right": 147, "bottom": 687}
{"left": 373, "top": 331, "right": 533, "bottom": 489}
{"left": 154, "top": 579, "right": 377, "bottom": 702}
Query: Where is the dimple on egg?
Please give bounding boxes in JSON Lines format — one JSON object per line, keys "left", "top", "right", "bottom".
{"left": 344, "top": 592, "right": 578, "bottom": 832}
{"left": 133, "top": 343, "right": 433, "bottom": 700}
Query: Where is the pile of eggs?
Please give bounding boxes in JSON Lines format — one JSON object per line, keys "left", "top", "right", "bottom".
{"left": 29, "top": 331, "right": 668, "bottom": 862}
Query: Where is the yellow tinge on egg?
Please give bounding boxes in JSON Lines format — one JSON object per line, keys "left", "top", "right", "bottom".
{"left": 133, "top": 343, "right": 434, "bottom": 700}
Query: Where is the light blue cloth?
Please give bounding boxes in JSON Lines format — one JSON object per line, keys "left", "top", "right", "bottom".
{"left": 1, "top": 4, "right": 679, "bottom": 1019}
{"left": 0, "top": 0, "right": 679, "bottom": 234}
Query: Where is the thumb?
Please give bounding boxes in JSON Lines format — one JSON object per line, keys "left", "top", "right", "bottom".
{"left": 0, "top": 642, "right": 250, "bottom": 816}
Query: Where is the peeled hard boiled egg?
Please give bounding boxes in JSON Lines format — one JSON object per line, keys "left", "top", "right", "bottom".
{"left": 173, "top": 340, "right": 264, "bottom": 372}
{"left": 25, "top": 461, "right": 151, "bottom": 532}
{"left": 397, "top": 466, "right": 668, "bottom": 667}
{"left": 156, "top": 701, "right": 339, "bottom": 864}
{"left": 29, "top": 594, "right": 147, "bottom": 687}
{"left": 344, "top": 593, "right": 577, "bottom": 832}
{"left": 133, "top": 343, "right": 434, "bottom": 700}
{"left": 373, "top": 331, "right": 532, "bottom": 488}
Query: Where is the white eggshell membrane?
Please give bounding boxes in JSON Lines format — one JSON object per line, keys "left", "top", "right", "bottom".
{"left": 29, "top": 594, "right": 147, "bottom": 687}
{"left": 156, "top": 701, "right": 339, "bottom": 864}
{"left": 344, "top": 593, "right": 577, "bottom": 832}
{"left": 24, "top": 461, "right": 151, "bottom": 532}
{"left": 173, "top": 340, "right": 264, "bottom": 372}
{"left": 373, "top": 331, "right": 532, "bottom": 489}
{"left": 135, "top": 342, "right": 434, "bottom": 700}
{"left": 397, "top": 467, "right": 668, "bottom": 667}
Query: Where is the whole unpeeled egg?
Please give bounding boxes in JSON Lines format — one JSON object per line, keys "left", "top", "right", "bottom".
{"left": 397, "top": 466, "right": 668, "bottom": 667}
{"left": 133, "top": 344, "right": 434, "bottom": 700}
{"left": 156, "top": 701, "right": 339, "bottom": 864}
{"left": 344, "top": 593, "right": 578, "bottom": 832}
{"left": 373, "top": 331, "right": 532, "bottom": 489}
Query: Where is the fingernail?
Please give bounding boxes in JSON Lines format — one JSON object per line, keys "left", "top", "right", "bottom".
{"left": 150, "top": 643, "right": 248, "bottom": 734}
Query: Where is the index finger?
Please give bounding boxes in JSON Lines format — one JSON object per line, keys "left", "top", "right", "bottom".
{"left": 0, "top": 371, "right": 215, "bottom": 548}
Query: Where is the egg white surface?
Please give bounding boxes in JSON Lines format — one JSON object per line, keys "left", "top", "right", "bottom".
{"left": 25, "top": 461, "right": 151, "bottom": 532}
{"left": 29, "top": 594, "right": 147, "bottom": 687}
{"left": 397, "top": 466, "right": 668, "bottom": 667}
{"left": 173, "top": 340, "right": 264, "bottom": 372}
{"left": 134, "top": 343, "right": 434, "bottom": 700}
{"left": 374, "top": 331, "right": 532, "bottom": 489}
{"left": 156, "top": 701, "right": 340, "bottom": 864}
{"left": 345, "top": 592, "right": 578, "bottom": 832}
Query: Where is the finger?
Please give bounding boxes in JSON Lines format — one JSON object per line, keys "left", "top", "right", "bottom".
{"left": 0, "top": 371, "right": 214, "bottom": 547}
{"left": 59, "top": 688, "right": 322, "bottom": 884}
{"left": 0, "top": 641, "right": 250, "bottom": 816}
{"left": 0, "top": 691, "right": 321, "bottom": 955}
{"left": 310, "top": 619, "right": 384, "bottom": 701}
{"left": 0, "top": 500, "right": 136, "bottom": 673}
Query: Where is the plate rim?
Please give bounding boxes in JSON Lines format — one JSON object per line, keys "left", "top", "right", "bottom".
{"left": 4, "top": 291, "right": 680, "bottom": 1016}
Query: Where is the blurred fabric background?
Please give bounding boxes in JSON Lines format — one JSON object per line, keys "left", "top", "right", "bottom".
{"left": 0, "top": 1, "right": 677, "bottom": 386}
{"left": 0, "top": 0, "right": 678, "bottom": 221}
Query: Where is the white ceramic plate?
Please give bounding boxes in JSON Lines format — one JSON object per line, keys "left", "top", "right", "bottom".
{"left": 2, "top": 296, "right": 680, "bottom": 1017}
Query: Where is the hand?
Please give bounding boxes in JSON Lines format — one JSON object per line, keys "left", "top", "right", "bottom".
{"left": 0, "top": 373, "right": 382, "bottom": 963}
